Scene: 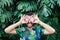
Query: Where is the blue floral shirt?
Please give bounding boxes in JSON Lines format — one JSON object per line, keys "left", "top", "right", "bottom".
{"left": 16, "top": 26, "right": 44, "bottom": 40}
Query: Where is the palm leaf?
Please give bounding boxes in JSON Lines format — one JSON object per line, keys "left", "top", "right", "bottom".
{"left": 38, "top": 0, "right": 55, "bottom": 9}
{"left": 0, "top": 0, "right": 13, "bottom": 8}
{"left": 17, "top": 1, "right": 37, "bottom": 13}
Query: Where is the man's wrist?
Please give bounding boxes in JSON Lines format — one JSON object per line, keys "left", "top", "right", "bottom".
{"left": 38, "top": 21, "right": 41, "bottom": 24}
{"left": 17, "top": 21, "right": 21, "bottom": 25}
{"left": 38, "top": 20, "right": 42, "bottom": 25}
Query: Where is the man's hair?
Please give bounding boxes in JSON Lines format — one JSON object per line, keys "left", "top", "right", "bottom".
{"left": 25, "top": 12, "right": 33, "bottom": 16}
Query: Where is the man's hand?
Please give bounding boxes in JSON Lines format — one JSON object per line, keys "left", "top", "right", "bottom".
{"left": 33, "top": 15, "right": 40, "bottom": 24}
{"left": 19, "top": 15, "right": 27, "bottom": 24}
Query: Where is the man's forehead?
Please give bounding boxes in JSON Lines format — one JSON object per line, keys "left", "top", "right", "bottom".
{"left": 25, "top": 15, "right": 34, "bottom": 16}
{"left": 25, "top": 15, "right": 34, "bottom": 18}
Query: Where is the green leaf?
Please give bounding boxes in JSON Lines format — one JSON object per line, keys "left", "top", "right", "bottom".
{"left": 52, "top": 17, "right": 58, "bottom": 23}
{"left": 0, "top": 0, "right": 13, "bottom": 8}
{"left": 57, "top": 0, "right": 60, "bottom": 6}
{"left": 17, "top": 1, "right": 37, "bottom": 12}
{"left": 1, "top": 14, "right": 5, "bottom": 22}
{"left": 39, "top": 5, "right": 52, "bottom": 17}
{"left": 46, "top": 34, "right": 56, "bottom": 40}
{"left": 39, "top": 0, "right": 55, "bottom": 9}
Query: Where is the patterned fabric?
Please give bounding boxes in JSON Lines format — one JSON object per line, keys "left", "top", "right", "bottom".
{"left": 16, "top": 26, "right": 44, "bottom": 40}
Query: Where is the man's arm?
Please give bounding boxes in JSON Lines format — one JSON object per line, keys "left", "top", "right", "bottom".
{"left": 4, "top": 21, "right": 21, "bottom": 34}
{"left": 4, "top": 15, "right": 26, "bottom": 34}
{"left": 34, "top": 15, "right": 55, "bottom": 35}
{"left": 38, "top": 20, "right": 55, "bottom": 35}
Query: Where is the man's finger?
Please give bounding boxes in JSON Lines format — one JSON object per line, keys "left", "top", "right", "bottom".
{"left": 21, "top": 15, "right": 25, "bottom": 19}
{"left": 20, "top": 14, "right": 23, "bottom": 18}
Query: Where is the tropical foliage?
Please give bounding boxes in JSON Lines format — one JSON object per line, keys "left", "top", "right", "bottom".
{"left": 0, "top": 0, "right": 60, "bottom": 40}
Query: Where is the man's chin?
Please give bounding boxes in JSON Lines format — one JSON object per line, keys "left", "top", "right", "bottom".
{"left": 26, "top": 23, "right": 33, "bottom": 27}
{"left": 27, "top": 25, "right": 32, "bottom": 27}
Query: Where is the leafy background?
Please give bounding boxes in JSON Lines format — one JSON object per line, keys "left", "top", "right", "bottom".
{"left": 0, "top": 0, "right": 60, "bottom": 40}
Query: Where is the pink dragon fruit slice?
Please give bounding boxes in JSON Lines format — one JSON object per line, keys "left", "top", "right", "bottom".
{"left": 30, "top": 18, "right": 35, "bottom": 22}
